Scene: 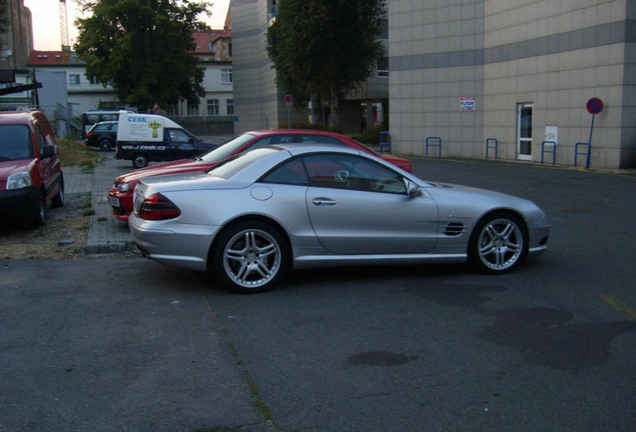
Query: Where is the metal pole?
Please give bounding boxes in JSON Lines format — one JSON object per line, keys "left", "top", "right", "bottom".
{"left": 587, "top": 114, "right": 595, "bottom": 169}
{"left": 287, "top": 105, "right": 291, "bottom": 129}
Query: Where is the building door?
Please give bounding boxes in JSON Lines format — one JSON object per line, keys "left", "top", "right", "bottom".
{"left": 517, "top": 103, "right": 533, "bottom": 161}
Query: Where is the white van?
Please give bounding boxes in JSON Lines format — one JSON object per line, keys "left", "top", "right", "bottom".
{"left": 115, "top": 111, "right": 218, "bottom": 168}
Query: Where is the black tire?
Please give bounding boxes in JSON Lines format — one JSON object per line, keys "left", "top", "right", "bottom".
{"left": 98, "top": 138, "right": 112, "bottom": 151}
{"left": 29, "top": 196, "right": 46, "bottom": 229}
{"left": 212, "top": 220, "right": 290, "bottom": 293}
{"left": 468, "top": 212, "right": 527, "bottom": 274}
{"left": 51, "top": 179, "right": 64, "bottom": 208}
{"left": 132, "top": 153, "right": 149, "bottom": 168}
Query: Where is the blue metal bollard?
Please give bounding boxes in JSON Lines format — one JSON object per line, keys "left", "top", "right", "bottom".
{"left": 425, "top": 136, "right": 442, "bottom": 156}
{"left": 541, "top": 141, "right": 556, "bottom": 165}
{"left": 485, "top": 138, "right": 498, "bottom": 159}
{"left": 379, "top": 131, "right": 392, "bottom": 154}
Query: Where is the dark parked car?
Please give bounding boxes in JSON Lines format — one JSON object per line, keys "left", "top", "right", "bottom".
{"left": 0, "top": 110, "right": 64, "bottom": 228}
{"left": 85, "top": 120, "right": 118, "bottom": 151}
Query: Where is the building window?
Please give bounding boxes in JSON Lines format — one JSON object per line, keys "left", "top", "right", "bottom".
{"left": 377, "top": 56, "right": 389, "bottom": 78}
{"left": 377, "top": 18, "right": 388, "bottom": 40}
{"left": 187, "top": 104, "right": 199, "bottom": 116}
{"left": 168, "top": 104, "right": 180, "bottom": 116}
{"left": 222, "top": 68, "right": 233, "bottom": 84}
{"left": 268, "top": 0, "right": 278, "bottom": 23}
{"left": 69, "top": 74, "right": 80, "bottom": 85}
{"left": 207, "top": 99, "right": 219, "bottom": 115}
{"left": 226, "top": 99, "right": 234, "bottom": 115}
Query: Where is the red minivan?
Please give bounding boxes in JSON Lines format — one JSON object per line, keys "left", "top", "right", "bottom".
{"left": 0, "top": 111, "right": 64, "bottom": 228}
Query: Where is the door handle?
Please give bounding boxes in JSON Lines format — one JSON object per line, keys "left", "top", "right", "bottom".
{"left": 312, "top": 198, "right": 337, "bottom": 206}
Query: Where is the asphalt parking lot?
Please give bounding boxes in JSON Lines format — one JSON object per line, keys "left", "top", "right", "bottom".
{"left": 1, "top": 153, "right": 635, "bottom": 432}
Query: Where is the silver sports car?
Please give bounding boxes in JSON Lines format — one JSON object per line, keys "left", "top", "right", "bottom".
{"left": 129, "top": 144, "right": 551, "bottom": 293}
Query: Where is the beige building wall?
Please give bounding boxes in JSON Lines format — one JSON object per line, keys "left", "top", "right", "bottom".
{"left": 389, "top": 0, "right": 636, "bottom": 169}
{"left": 231, "top": 0, "right": 281, "bottom": 132}
{"left": 389, "top": 0, "right": 485, "bottom": 158}
{"left": 483, "top": 0, "right": 629, "bottom": 168}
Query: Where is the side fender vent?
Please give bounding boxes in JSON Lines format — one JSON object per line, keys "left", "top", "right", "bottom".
{"left": 444, "top": 222, "right": 465, "bottom": 236}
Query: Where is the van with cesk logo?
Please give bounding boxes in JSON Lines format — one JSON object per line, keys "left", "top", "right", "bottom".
{"left": 115, "top": 111, "right": 218, "bottom": 168}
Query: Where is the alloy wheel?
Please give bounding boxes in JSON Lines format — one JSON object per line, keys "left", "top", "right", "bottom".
{"left": 222, "top": 228, "right": 282, "bottom": 290}
{"left": 477, "top": 217, "right": 524, "bottom": 271}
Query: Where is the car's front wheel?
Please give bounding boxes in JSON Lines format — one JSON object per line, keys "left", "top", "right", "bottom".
{"left": 132, "top": 153, "right": 149, "bottom": 168}
{"left": 469, "top": 212, "right": 527, "bottom": 273}
{"left": 28, "top": 195, "right": 46, "bottom": 229}
{"left": 51, "top": 180, "right": 64, "bottom": 208}
{"left": 212, "top": 221, "right": 290, "bottom": 293}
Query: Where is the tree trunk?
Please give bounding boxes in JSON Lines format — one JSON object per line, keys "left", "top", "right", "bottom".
{"left": 329, "top": 88, "right": 339, "bottom": 129}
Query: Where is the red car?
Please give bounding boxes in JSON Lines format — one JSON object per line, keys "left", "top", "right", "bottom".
{"left": 109, "top": 129, "right": 411, "bottom": 221}
{"left": 0, "top": 111, "right": 64, "bottom": 228}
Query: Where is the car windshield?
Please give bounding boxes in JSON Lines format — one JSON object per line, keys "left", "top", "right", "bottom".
{"left": 0, "top": 124, "right": 32, "bottom": 161}
{"left": 208, "top": 147, "right": 283, "bottom": 179}
{"left": 92, "top": 122, "right": 116, "bottom": 132}
{"left": 199, "top": 133, "right": 256, "bottom": 162}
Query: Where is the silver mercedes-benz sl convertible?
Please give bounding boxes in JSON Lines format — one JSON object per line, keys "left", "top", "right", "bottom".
{"left": 129, "top": 144, "right": 550, "bottom": 293}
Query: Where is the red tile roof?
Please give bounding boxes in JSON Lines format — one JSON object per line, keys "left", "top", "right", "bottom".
{"left": 29, "top": 30, "right": 233, "bottom": 64}
{"left": 29, "top": 51, "right": 79, "bottom": 65}
{"left": 192, "top": 30, "right": 232, "bottom": 54}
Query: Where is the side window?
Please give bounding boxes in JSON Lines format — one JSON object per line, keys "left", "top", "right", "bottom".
{"left": 261, "top": 158, "right": 308, "bottom": 185}
{"left": 168, "top": 129, "right": 191, "bottom": 143}
{"left": 34, "top": 124, "right": 47, "bottom": 155}
{"left": 301, "top": 135, "right": 344, "bottom": 145}
{"left": 303, "top": 154, "right": 407, "bottom": 194}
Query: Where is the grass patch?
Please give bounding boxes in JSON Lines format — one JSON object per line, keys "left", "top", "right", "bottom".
{"left": 57, "top": 138, "right": 104, "bottom": 171}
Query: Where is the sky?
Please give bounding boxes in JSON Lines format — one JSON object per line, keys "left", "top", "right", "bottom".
{"left": 23, "top": 0, "right": 231, "bottom": 51}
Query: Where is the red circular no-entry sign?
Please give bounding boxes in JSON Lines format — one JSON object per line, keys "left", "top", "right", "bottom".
{"left": 586, "top": 97, "right": 604, "bottom": 115}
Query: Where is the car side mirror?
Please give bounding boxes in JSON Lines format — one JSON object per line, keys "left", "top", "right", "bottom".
{"left": 40, "top": 145, "right": 56, "bottom": 159}
{"left": 405, "top": 179, "right": 422, "bottom": 198}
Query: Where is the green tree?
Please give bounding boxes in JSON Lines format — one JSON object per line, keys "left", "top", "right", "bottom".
{"left": 74, "top": 0, "right": 210, "bottom": 111}
{"left": 267, "top": 0, "right": 385, "bottom": 127}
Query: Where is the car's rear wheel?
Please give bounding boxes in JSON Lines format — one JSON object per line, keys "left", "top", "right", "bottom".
{"left": 469, "top": 212, "right": 527, "bottom": 273}
{"left": 132, "top": 153, "right": 149, "bottom": 168}
{"left": 98, "top": 138, "right": 112, "bottom": 151}
{"left": 212, "top": 221, "right": 289, "bottom": 293}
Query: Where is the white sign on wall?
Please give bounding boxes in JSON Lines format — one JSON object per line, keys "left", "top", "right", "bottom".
{"left": 461, "top": 96, "right": 475, "bottom": 112}
{"left": 545, "top": 125, "right": 559, "bottom": 145}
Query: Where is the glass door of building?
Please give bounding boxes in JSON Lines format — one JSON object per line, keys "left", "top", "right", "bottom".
{"left": 517, "top": 103, "right": 533, "bottom": 161}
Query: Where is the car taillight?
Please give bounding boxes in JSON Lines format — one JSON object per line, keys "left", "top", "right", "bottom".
{"left": 138, "top": 193, "right": 181, "bottom": 220}
{"left": 86, "top": 131, "right": 93, "bottom": 138}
